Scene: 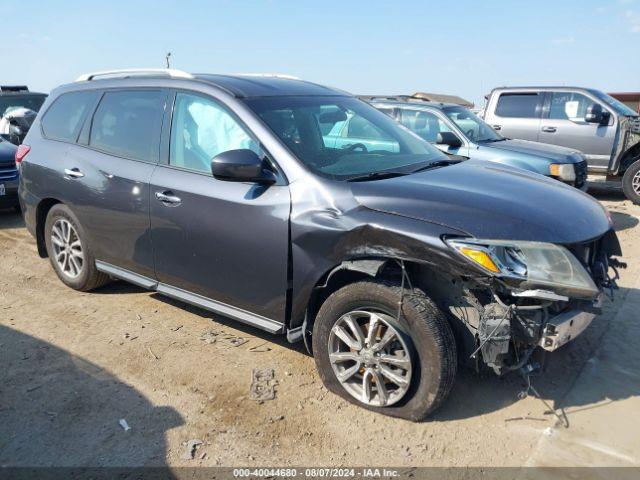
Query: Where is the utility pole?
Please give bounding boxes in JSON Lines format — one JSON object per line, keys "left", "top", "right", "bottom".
{"left": 165, "top": 52, "right": 172, "bottom": 69}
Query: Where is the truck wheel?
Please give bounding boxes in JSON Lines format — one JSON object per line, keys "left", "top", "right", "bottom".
{"left": 622, "top": 159, "right": 640, "bottom": 205}
{"left": 44, "top": 204, "right": 110, "bottom": 291}
{"left": 312, "top": 279, "right": 457, "bottom": 421}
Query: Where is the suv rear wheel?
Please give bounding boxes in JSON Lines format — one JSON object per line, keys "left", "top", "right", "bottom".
{"left": 622, "top": 158, "right": 640, "bottom": 205}
{"left": 312, "top": 279, "right": 457, "bottom": 421}
{"left": 44, "top": 204, "right": 110, "bottom": 291}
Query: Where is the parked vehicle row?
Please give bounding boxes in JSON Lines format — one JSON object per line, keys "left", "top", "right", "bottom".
{"left": 17, "top": 70, "right": 625, "bottom": 420}
{"left": 0, "top": 85, "right": 47, "bottom": 210}
{"left": 482, "top": 86, "right": 640, "bottom": 204}
{"left": 359, "top": 95, "right": 588, "bottom": 189}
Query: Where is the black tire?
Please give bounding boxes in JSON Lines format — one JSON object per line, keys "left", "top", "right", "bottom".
{"left": 622, "top": 159, "right": 640, "bottom": 205}
{"left": 312, "top": 279, "right": 457, "bottom": 421}
{"left": 44, "top": 204, "right": 110, "bottom": 291}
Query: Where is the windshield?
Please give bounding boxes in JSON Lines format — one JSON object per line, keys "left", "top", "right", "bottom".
{"left": 0, "top": 93, "right": 47, "bottom": 118}
{"left": 591, "top": 90, "right": 638, "bottom": 117}
{"left": 443, "top": 106, "right": 503, "bottom": 142}
{"left": 245, "top": 96, "right": 447, "bottom": 180}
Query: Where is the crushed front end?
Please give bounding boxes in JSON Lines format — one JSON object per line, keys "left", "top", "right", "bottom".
{"left": 422, "top": 228, "right": 625, "bottom": 375}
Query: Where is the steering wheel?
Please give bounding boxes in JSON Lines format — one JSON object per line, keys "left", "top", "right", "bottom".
{"left": 466, "top": 129, "right": 475, "bottom": 139}
{"left": 343, "top": 143, "right": 368, "bottom": 153}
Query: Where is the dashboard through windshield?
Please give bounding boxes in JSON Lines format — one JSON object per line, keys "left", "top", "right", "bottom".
{"left": 245, "top": 96, "right": 447, "bottom": 180}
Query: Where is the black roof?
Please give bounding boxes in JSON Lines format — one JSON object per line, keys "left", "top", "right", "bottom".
{"left": 194, "top": 74, "right": 348, "bottom": 98}
{"left": 0, "top": 85, "right": 46, "bottom": 96}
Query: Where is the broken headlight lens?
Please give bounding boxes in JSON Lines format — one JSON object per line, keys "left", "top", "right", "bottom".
{"left": 446, "top": 239, "right": 599, "bottom": 298}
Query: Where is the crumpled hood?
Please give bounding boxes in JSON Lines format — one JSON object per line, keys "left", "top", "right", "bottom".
{"left": 351, "top": 160, "right": 610, "bottom": 244}
{"left": 486, "top": 138, "right": 582, "bottom": 163}
{"left": 0, "top": 139, "right": 17, "bottom": 166}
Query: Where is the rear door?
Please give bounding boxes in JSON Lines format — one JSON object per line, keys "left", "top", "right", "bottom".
{"left": 149, "top": 91, "right": 290, "bottom": 328}
{"left": 64, "top": 88, "right": 167, "bottom": 278}
{"left": 488, "top": 91, "right": 543, "bottom": 141}
{"left": 538, "top": 91, "right": 616, "bottom": 170}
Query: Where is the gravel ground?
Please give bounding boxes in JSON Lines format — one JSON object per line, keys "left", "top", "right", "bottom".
{"left": 0, "top": 186, "right": 638, "bottom": 469}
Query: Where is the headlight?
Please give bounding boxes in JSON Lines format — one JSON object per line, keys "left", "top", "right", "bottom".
{"left": 446, "top": 238, "right": 598, "bottom": 298}
{"left": 549, "top": 163, "right": 576, "bottom": 181}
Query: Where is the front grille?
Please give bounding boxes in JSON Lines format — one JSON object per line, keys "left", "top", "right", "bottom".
{"left": 0, "top": 164, "right": 18, "bottom": 181}
{"left": 574, "top": 160, "right": 588, "bottom": 188}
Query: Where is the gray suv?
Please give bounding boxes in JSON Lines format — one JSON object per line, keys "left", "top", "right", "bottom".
{"left": 483, "top": 87, "right": 640, "bottom": 203}
{"left": 18, "top": 70, "right": 623, "bottom": 420}
{"left": 360, "top": 96, "right": 588, "bottom": 189}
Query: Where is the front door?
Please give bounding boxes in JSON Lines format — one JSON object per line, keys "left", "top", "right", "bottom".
{"left": 150, "top": 91, "right": 290, "bottom": 326}
{"left": 539, "top": 91, "right": 616, "bottom": 170}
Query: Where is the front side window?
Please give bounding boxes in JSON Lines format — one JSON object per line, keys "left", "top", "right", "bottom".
{"left": 443, "top": 106, "right": 503, "bottom": 143}
{"left": 495, "top": 93, "right": 541, "bottom": 118}
{"left": 90, "top": 90, "right": 165, "bottom": 162}
{"left": 549, "top": 92, "right": 595, "bottom": 121}
{"left": 246, "top": 96, "right": 446, "bottom": 180}
{"left": 400, "top": 109, "right": 452, "bottom": 143}
{"left": 41, "top": 91, "right": 96, "bottom": 142}
{"left": 170, "top": 93, "right": 258, "bottom": 173}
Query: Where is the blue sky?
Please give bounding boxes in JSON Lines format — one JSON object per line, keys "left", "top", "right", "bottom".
{"left": 3, "top": 0, "right": 639, "bottom": 106}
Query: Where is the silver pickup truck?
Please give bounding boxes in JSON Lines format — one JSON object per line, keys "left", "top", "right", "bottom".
{"left": 482, "top": 86, "right": 640, "bottom": 204}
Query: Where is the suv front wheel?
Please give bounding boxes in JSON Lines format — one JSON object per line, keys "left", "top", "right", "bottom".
{"left": 44, "top": 204, "right": 110, "bottom": 291}
{"left": 312, "top": 279, "right": 457, "bottom": 421}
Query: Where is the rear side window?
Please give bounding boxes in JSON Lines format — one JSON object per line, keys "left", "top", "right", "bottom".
{"left": 90, "top": 90, "right": 165, "bottom": 162}
{"left": 495, "top": 93, "right": 541, "bottom": 118}
{"left": 41, "top": 91, "right": 97, "bottom": 142}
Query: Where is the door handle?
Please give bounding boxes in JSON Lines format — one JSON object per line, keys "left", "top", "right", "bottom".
{"left": 155, "top": 191, "right": 182, "bottom": 205}
{"left": 492, "top": 125, "right": 501, "bottom": 130}
{"left": 541, "top": 126, "right": 557, "bottom": 133}
{"left": 64, "top": 168, "right": 84, "bottom": 178}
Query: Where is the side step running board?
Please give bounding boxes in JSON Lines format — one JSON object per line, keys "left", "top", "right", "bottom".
{"left": 95, "top": 261, "right": 284, "bottom": 334}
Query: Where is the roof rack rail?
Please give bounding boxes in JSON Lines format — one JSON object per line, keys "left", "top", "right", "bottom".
{"left": 235, "top": 73, "right": 300, "bottom": 80}
{"left": 76, "top": 68, "right": 193, "bottom": 82}
{"left": 358, "top": 95, "right": 424, "bottom": 103}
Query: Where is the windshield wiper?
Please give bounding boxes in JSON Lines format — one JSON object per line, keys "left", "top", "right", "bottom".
{"left": 346, "top": 171, "right": 409, "bottom": 182}
{"left": 410, "top": 159, "right": 459, "bottom": 174}
{"left": 478, "top": 138, "right": 506, "bottom": 143}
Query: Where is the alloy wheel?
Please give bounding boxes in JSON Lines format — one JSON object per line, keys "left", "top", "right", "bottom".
{"left": 51, "top": 219, "right": 84, "bottom": 279}
{"left": 328, "top": 310, "right": 413, "bottom": 407}
{"left": 633, "top": 169, "right": 640, "bottom": 195}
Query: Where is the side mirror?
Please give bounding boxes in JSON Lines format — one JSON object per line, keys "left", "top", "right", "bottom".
{"left": 585, "top": 103, "right": 608, "bottom": 125}
{"left": 436, "top": 131, "right": 462, "bottom": 148}
{"left": 211, "top": 149, "right": 277, "bottom": 185}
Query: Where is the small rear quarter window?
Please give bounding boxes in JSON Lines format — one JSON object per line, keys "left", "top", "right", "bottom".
{"left": 41, "top": 91, "right": 97, "bottom": 142}
{"left": 495, "top": 93, "right": 541, "bottom": 118}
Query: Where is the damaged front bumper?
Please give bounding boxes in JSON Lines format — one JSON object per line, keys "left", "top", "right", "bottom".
{"left": 538, "top": 294, "right": 603, "bottom": 352}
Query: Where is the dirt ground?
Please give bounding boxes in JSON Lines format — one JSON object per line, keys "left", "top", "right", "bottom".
{"left": 0, "top": 185, "right": 638, "bottom": 470}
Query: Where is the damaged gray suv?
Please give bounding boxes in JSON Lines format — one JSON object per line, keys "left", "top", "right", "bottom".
{"left": 18, "top": 70, "right": 625, "bottom": 420}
